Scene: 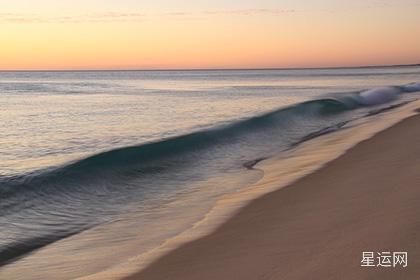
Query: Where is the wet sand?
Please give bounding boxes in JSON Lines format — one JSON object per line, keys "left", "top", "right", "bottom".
{"left": 125, "top": 113, "right": 420, "bottom": 280}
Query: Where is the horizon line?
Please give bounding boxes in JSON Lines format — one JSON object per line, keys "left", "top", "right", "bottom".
{"left": 1, "top": 63, "right": 419, "bottom": 73}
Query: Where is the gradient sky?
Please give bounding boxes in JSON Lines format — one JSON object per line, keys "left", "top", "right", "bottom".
{"left": 1, "top": 0, "right": 419, "bottom": 70}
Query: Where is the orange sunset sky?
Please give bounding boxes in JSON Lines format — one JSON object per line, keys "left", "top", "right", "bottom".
{"left": 1, "top": 0, "right": 419, "bottom": 70}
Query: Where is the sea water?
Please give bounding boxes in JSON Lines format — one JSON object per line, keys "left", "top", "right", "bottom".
{"left": 0, "top": 66, "right": 419, "bottom": 279}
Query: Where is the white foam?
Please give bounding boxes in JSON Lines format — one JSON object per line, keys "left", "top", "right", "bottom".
{"left": 403, "top": 82, "right": 420, "bottom": 92}
{"left": 358, "top": 87, "right": 400, "bottom": 105}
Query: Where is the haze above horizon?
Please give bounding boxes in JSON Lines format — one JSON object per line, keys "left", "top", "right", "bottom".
{"left": 1, "top": 0, "right": 419, "bottom": 70}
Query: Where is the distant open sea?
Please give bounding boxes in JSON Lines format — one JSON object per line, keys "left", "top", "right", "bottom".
{"left": 1, "top": 66, "right": 420, "bottom": 279}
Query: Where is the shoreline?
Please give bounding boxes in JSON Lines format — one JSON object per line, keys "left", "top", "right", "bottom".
{"left": 3, "top": 99, "right": 418, "bottom": 280}
{"left": 121, "top": 101, "right": 420, "bottom": 279}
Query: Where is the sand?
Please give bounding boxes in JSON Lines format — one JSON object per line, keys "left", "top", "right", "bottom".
{"left": 124, "top": 111, "right": 420, "bottom": 280}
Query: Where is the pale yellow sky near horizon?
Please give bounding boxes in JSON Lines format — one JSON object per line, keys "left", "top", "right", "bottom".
{"left": 1, "top": 0, "right": 419, "bottom": 70}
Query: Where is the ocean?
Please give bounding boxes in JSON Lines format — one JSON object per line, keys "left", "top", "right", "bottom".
{"left": 1, "top": 66, "right": 420, "bottom": 279}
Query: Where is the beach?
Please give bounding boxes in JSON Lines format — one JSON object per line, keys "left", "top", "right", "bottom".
{"left": 2, "top": 0, "right": 420, "bottom": 278}
{"left": 125, "top": 109, "right": 420, "bottom": 279}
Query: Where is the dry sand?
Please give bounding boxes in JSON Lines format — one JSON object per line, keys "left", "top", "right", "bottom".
{"left": 125, "top": 112, "right": 420, "bottom": 280}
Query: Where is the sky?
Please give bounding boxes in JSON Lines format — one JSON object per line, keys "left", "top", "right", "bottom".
{"left": 1, "top": 0, "right": 419, "bottom": 70}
